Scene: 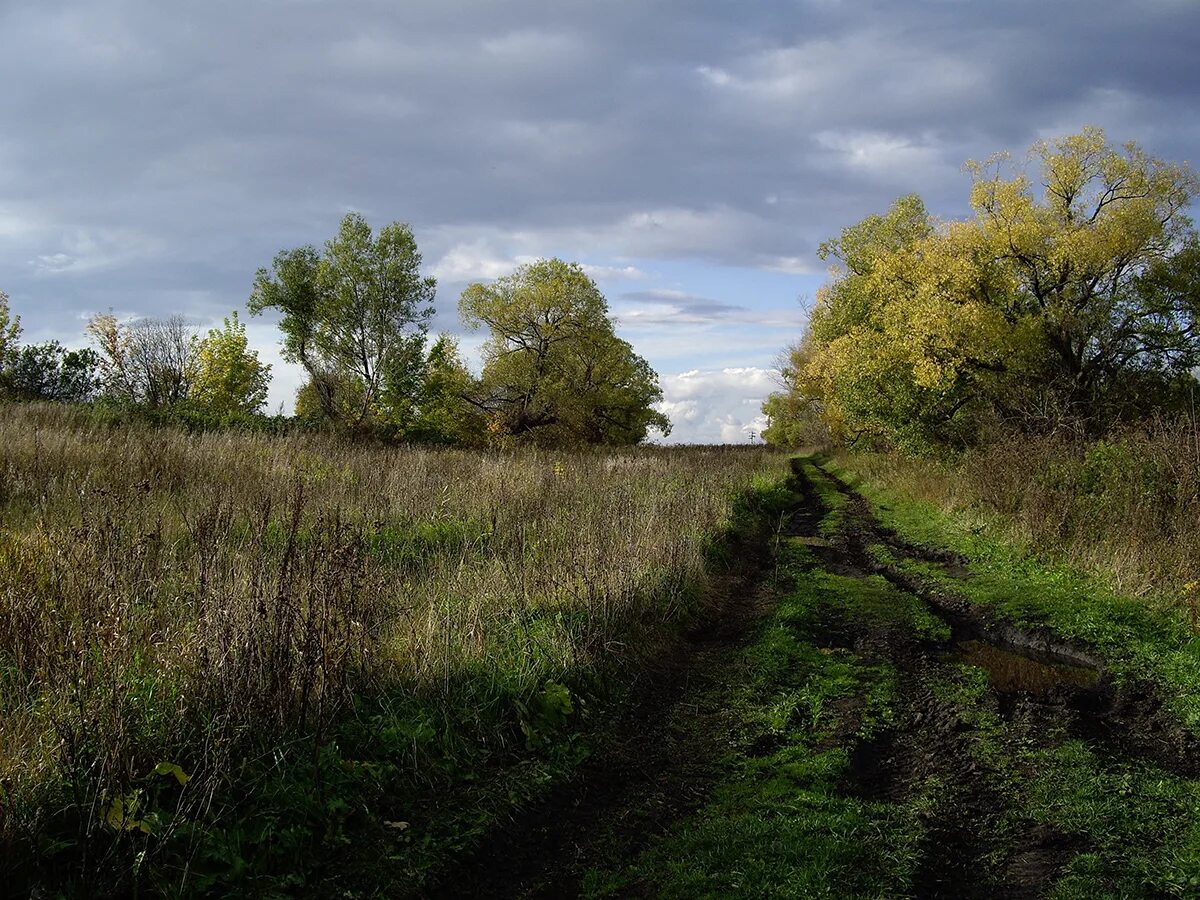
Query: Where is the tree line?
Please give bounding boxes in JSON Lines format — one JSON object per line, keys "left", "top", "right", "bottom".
{"left": 0, "top": 213, "right": 670, "bottom": 447}
{"left": 0, "top": 299, "right": 268, "bottom": 421}
{"left": 763, "top": 128, "right": 1200, "bottom": 453}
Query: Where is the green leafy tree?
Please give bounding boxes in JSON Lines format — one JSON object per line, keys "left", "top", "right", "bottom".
{"left": 294, "top": 371, "right": 365, "bottom": 427}
{"left": 761, "top": 339, "right": 830, "bottom": 448}
{"left": 460, "top": 258, "right": 670, "bottom": 446}
{"left": 249, "top": 213, "right": 436, "bottom": 430}
{"left": 0, "top": 289, "right": 21, "bottom": 393}
{"left": 190, "top": 312, "right": 272, "bottom": 416}
{"left": 407, "top": 334, "right": 487, "bottom": 445}
{"left": 7, "top": 342, "right": 100, "bottom": 403}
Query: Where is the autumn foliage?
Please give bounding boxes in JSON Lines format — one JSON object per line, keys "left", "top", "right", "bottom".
{"left": 765, "top": 129, "right": 1200, "bottom": 452}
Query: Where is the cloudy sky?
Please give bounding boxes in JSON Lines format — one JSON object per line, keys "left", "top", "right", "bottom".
{"left": 2, "top": 0, "right": 1197, "bottom": 442}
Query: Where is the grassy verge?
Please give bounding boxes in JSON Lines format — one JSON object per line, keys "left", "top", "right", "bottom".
{"left": 825, "top": 453, "right": 1200, "bottom": 731}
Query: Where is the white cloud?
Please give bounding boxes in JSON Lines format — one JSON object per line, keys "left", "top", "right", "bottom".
{"left": 696, "top": 65, "right": 733, "bottom": 87}
{"left": 579, "top": 263, "right": 647, "bottom": 281}
{"left": 697, "top": 32, "right": 986, "bottom": 120}
{"left": 481, "top": 29, "right": 586, "bottom": 65}
{"left": 814, "top": 129, "right": 944, "bottom": 180}
{"left": 430, "top": 243, "right": 538, "bottom": 283}
{"left": 427, "top": 205, "right": 790, "bottom": 275}
{"left": 655, "top": 367, "right": 776, "bottom": 444}
{"left": 430, "top": 244, "right": 647, "bottom": 285}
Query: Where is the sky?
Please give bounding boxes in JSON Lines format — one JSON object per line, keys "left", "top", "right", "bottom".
{"left": 1, "top": 0, "right": 1198, "bottom": 443}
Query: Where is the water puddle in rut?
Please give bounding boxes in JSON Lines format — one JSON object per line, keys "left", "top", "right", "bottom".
{"left": 953, "top": 639, "right": 1099, "bottom": 695}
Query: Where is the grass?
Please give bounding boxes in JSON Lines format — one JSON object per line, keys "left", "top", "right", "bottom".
{"left": 0, "top": 401, "right": 790, "bottom": 896}
{"left": 834, "top": 422, "right": 1200, "bottom": 603}
{"left": 1025, "top": 741, "right": 1200, "bottom": 898}
{"left": 587, "top": 456, "right": 1200, "bottom": 897}
{"left": 583, "top": 540, "right": 925, "bottom": 899}
{"left": 825, "top": 454, "right": 1200, "bottom": 731}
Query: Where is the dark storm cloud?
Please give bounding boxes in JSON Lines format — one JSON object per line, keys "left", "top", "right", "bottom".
{"left": 1, "top": 0, "right": 1198, "bottom": 340}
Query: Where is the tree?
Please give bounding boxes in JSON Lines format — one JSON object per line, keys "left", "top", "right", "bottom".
{"left": 761, "top": 338, "right": 830, "bottom": 448}
{"left": 803, "top": 195, "right": 1022, "bottom": 449}
{"left": 87, "top": 313, "right": 196, "bottom": 408}
{"left": 460, "top": 259, "right": 670, "bottom": 446}
{"left": 295, "top": 371, "right": 366, "bottom": 427}
{"left": 407, "top": 334, "right": 486, "bottom": 445}
{"left": 249, "top": 213, "right": 436, "bottom": 430}
{"left": 965, "top": 127, "right": 1199, "bottom": 425}
{"left": 0, "top": 292, "right": 18, "bottom": 369}
{"left": 190, "top": 312, "right": 272, "bottom": 416}
{"left": 86, "top": 312, "right": 136, "bottom": 401}
{"left": 7, "top": 342, "right": 100, "bottom": 403}
{"left": 128, "top": 315, "right": 195, "bottom": 408}
{"left": 0, "top": 289, "right": 20, "bottom": 391}
{"left": 780, "top": 129, "right": 1200, "bottom": 452}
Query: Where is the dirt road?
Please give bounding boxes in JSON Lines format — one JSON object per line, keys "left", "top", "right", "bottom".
{"left": 429, "top": 459, "right": 1200, "bottom": 898}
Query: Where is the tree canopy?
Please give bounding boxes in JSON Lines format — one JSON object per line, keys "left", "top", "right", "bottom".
{"left": 6, "top": 342, "right": 99, "bottom": 403}
{"left": 460, "top": 258, "right": 670, "bottom": 446}
{"left": 86, "top": 313, "right": 196, "bottom": 409}
{"left": 765, "top": 129, "right": 1200, "bottom": 452}
{"left": 0, "top": 289, "right": 20, "bottom": 377}
{"left": 190, "top": 312, "right": 272, "bottom": 416}
{"left": 249, "top": 212, "right": 435, "bottom": 430}
{"left": 407, "top": 334, "right": 487, "bottom": 445}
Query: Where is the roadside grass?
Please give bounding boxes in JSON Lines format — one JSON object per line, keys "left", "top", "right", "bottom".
{"left": 1025, "top": 741, "right": 1200, "bottom": 898}
{"left": 823, "top": 454, "right": 1200, "bottom": 731}
{"left": 0, "top": 401, "right": 790, "bottom": 896}
{"left": 832, "top": 425, "right": 1200, "bottom": 601}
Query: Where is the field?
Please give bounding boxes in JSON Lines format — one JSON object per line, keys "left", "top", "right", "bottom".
{"left": 0, "top": 402, "right": 788, "bottom": 895}
{"left": 6, "top": 402, "right": 1200, "bottom": 898}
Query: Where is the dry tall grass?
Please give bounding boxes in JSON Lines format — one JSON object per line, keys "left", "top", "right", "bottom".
{"left": 0, "top": 402, "right": 787, "bottom": 891}
{"left": 841, "top": 417, "right": 1200, "bottom": 602}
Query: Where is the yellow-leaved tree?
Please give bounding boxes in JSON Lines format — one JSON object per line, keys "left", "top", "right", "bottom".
{"left": 190, "top": 312, "right": 272, "bottom": 417}
{"left": 765, "top": 129, "right": 1199, "bottom": 452}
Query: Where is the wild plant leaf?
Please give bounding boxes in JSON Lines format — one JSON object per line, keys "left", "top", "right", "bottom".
{"left": 153, "top": 761, "right": 191, "bottom": 785}
{"left": 104, "top": 792, "right": 145, "bottom": 832}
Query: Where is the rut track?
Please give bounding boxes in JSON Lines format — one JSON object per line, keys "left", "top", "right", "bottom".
{"left": 425, "top": 459, "right": 1200, "bottom": 898}
{"left": 812, "top": 460, "right": 1200, "bottom": 780}
{"left": 800, "top": 459, "right": 1200, "bottom": 897}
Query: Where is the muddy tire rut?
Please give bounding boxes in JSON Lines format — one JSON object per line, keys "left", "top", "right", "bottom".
{"left": 802, "top": 459, "right": 1200, "bottom": 897}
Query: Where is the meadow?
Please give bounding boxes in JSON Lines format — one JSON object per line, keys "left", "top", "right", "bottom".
{"left": 838, "top": 417, "right": 1200, "bottom": 605}
{"left": 0, "top": 402, "right": 788, "bottom": 895}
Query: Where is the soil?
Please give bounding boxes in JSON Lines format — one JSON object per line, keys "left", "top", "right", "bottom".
{"left": 423, "top": 460, "right": 1200, "bottom": 899}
